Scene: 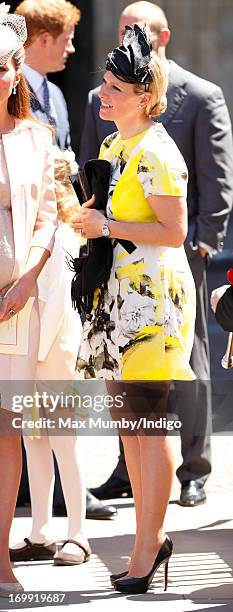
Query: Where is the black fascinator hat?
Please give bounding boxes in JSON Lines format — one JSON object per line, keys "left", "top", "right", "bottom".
{"left": 106, "top": 24, "right": 153, "bottom": 88}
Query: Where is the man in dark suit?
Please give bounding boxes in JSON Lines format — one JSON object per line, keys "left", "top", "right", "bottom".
{"left": 13, "top": 0, "right": 117, "bottom": 540}
{"left": 79, "top": 1, "right": 233, "bottom": 506}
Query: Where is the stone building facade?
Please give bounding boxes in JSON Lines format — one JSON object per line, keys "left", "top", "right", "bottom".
{"left": 10, "top": 0, "right": 233, "bottom": 151}
{"left": 93, "top": 0, "right": 233, "bottom": 116}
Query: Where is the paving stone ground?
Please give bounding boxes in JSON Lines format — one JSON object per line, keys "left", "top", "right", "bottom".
{"left": 1, "top": 435, "right": 232, "bottom": 612}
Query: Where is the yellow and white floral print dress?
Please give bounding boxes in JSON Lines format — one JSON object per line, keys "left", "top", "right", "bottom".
{"left": 76, "top": 124, "right": 196, "bottom": 381}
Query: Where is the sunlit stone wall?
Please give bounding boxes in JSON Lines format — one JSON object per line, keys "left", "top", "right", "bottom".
{"left": 93, "top": 0, "right": 233, "bottom": 114}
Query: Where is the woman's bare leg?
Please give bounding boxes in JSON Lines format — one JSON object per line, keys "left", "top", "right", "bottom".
{"left": 126, "top": 382, "right": 174, "bottom": 577}
{"left": 128, "top": 433, "right": 174, "bottom": 577}
{"left": 120, "top": 435, "right": 142, "bottom": 569}
{"left": 0, "top": 424, "right": 22, "bottom": 583}
{"left": 107, "top": 381, "right": 143, "bottom": 570}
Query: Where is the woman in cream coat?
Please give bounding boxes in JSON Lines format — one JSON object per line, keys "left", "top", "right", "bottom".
{"left": 16, "top": 155, "right": 91, "bottom": 566}
{"left": 0, "top": 7, "right": 57, "bottom": 596}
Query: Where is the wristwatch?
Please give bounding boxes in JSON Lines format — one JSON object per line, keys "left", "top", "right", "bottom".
{"left": 101, "top": 217, "right": 110, "bottom": 238}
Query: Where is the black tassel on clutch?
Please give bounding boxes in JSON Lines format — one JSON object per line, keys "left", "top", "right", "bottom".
{"left": 68, "top": 237, "right": 113, "bottom": 316}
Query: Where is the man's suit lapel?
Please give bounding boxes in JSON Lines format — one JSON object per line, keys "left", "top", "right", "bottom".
{"left": 158, "top": 60, "right": 187, "bottom": 127}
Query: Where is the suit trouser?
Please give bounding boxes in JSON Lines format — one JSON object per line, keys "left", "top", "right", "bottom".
{"left": 113, "top": 248, "right": 212, "bottom": 486}
{"left": 175, "top": 248, "right": 212, "bottom": 484}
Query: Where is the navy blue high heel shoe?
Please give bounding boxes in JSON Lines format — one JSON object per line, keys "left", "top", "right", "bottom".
{"left": 113, "top": 534, "right": 173, "bottom": 594}
{"left": 110, "top": 570, "right": 127, "bottom": 584}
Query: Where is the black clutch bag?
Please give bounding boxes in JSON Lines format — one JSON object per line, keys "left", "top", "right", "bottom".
{"left": 69, "top": 159, "right": 135, "bottom": 316}
{"left": 70, "top": 159, "right": 110, "bottom": 208}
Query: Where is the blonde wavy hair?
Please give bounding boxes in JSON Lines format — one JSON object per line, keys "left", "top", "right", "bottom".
{"left": 54, "top": 155, "right": 80, "bottom": 224}
{"left": 134, "top": 51, "right": 168, "bottom": 117}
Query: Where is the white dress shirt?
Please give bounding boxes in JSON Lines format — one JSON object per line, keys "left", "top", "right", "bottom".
{"left": 23, "top": 64, "right": 58, "bottom": 126}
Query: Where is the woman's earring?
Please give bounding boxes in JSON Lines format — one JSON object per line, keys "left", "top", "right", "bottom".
{"left": 12, "top": 85, "right": 17, "bottom": 95}
{"left": 138, "top": 104, "right": 142, "bottom": 108}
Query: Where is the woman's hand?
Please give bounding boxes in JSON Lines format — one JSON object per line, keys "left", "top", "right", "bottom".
{"left": 0, "top": 275, "right": 36, "bottom": 322}
{"left": 0, "top": 247, "right": 50, "bottom": 322}
{"left": 210, "top": 285, "right": 229, "bottom": 313}
{"left": 71, "top": 194, "right": 105, "bottom": 238}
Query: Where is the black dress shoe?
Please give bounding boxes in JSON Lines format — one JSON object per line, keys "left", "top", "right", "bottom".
{"left": 9, "top": 538, "right": 57, "bottom": 562}
{"left": 179, "top": 480, "right": 206, "bottom": 507}
{"left": 53, "top": 490, "right": 117, "bottom": 520}
{"left": 86, "top": 490, "right": 117, "bottom": 519}
{"left": 90, "top": 474, "right": 132, "bottom": 499}
{"left": 114, "top": 534, "right": 173, "bottom": 594}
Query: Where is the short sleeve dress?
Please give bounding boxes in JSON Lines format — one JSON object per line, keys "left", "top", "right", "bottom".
{"left": 76, "top": 124, "right": 196, "bottom": 381}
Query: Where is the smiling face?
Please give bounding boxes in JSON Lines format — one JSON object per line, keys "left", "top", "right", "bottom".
{"left": 99, "top": 70, "right": 150, "bottom": 126}
{"left": 0, "top": 59, "right": 19, "bottom": 106}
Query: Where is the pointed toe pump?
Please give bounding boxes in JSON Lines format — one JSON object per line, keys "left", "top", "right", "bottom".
{"left": 110, "top": 570, "right": 128, "bottom": 585}
{"left": 113, "top": 534, "right": 173, "bottom": 594}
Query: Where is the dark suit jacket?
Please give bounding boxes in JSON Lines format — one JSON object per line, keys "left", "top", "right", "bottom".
{"left": 79, "top": 60, "right": 233, "bottom": 252}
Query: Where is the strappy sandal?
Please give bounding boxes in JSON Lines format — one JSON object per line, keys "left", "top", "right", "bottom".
{"left": 53, "top": 539, "right": 91, "bottom": 565}
{"left": 10, "top": 538, "right": 56, "bottom": 562}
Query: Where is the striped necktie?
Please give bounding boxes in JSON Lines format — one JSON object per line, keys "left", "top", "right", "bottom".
{"left": 42, "top": 77, "right": 57, "bottom": 130}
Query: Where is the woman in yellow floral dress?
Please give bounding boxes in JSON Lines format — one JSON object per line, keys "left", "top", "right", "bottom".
{"left": 73, "top": 25, "right": 196, "bottom": 594}
{"left": 76, "top": 122, "right": 195, "bottom": 381}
